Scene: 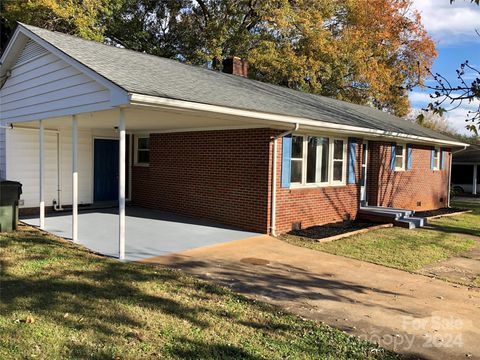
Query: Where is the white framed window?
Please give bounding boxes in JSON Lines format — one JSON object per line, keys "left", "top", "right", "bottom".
{"left": 395, "top": 144, "right": 406, "bottom": 171}
{"left": 433, "top": 147, "right": 440, "bottom": 170}
{"left": 290, "top": 135, "right": 304, "bottom": 183}
{"left": 290, "top": 135, "right": 347, "bottom": 187}
{"left": 135, "top": 136, "right": 150, "bottom": 165}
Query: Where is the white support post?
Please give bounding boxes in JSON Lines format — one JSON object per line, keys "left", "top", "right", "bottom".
{"left": 72, "top": 115, "right": 78, "bottom": 242}
{"left": 39, "top": 120, "right": 45, "bottom": 229}
{"left": 473, "top": 164, "right": 478, "bottom": 195}
{"left": 119, "top": 109, "right": 126, "bottom": 260}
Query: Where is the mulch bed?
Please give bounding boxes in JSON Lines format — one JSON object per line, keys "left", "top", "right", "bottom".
{"left": 286, "top": 220, "right": 378, "bottom": 240}
{"left": 415, "top": 207, "right": 469, "bottom": 218}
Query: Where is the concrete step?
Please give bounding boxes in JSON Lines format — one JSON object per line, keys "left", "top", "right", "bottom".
{"left": 360, "top": 206, "right": 414, "bottom": 216}
{"left": 359, "top": 208, "right": 413, "bottom": 220}
{"left": 362, "top": 206, "right": 415, "bottom": 216}
{"left": 359, "top": 206, "right": 425, "bottom": 229}
{"left": 405, "top": 216, "right": 427, "bottom": 227}
{"left": 394, "top": 219, "right": 416, "bottom": 229}
{"left": 394, "top": 216, "right": 427, "bottom": 229}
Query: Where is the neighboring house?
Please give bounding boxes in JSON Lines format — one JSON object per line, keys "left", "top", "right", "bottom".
{"left": 452, "top": 144, "right": 480, "bottom": 195}
{"left": 0, "top": 24, "right": 468, "bottom": 256}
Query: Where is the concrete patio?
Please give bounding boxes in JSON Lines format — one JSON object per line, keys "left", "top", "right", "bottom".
{"left": 21, "top": 207, "right": 259, "bottom": 261}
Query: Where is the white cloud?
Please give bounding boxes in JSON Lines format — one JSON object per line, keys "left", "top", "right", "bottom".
{"left": 444, "top": 101, "right": 480, "bottom": 134}
{"left": 412, "top": 0, "right": 480, "bottom": 44}
{"left": 411, "top": 103, "right": 479, "bottom": 135}
{"left": 409, "top": 91, "right": 479, "bottom": 134}
{"left": 409, "top": 91, "right": 433, "bottom": 104}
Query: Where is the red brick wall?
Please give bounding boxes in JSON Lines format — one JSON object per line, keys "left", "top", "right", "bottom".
{"left": 367, "top": 141, "right": 450, "bottom": 210}
{"left": 274, "top": 138, "right": 362, "bottom": 234}
{"left": 131, "top": 129, "right": 272, "bottom": 233}
{"left": 132, "top": 130, "right": 451, "bottom": 235}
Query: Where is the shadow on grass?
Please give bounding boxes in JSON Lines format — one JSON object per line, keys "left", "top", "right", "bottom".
{"left": 425, "top": 223, "right": 480, "bottom": 238}
{"left": 0, "top": 227, "right": 403, "bottom": 359}
{"left": 168, "top": 337, "right": 264, "bottom": 360}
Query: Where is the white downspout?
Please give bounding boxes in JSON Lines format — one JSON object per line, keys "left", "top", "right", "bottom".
{"left": 448, "top": 145, "right": 468, "bottom": 207}
{"left": 270, "top": 123, "right": 299, "bottom": 237}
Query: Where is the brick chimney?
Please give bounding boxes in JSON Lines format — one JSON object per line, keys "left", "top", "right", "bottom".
{"left": 222, "top": 57, "right": 248, "bottom": 77}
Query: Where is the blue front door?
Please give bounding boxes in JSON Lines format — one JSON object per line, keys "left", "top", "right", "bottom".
{"left": 94, "top": 139, "right": 119, "bottom": 202}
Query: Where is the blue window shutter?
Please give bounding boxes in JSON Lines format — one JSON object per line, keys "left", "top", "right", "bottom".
{"left": 281, "top": 135, "right": 292, "bottom": 188}
{"left": 406, "top": 144, "right": 413, "bottom": 170}
{"left": 430, "top": 148, "right": 435, "bottom": 170}
{"left": 390, "top": 143, "right": 396, "bottom": 171}
{"left": 348, "top": 138, "right": 357, "bottom": 184}
{"left": 441, "top": 148, "right": 446, "bottom": 170}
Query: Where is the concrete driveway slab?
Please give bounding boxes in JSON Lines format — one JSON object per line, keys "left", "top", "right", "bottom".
{"left": 143, "top": 236, "right": 480, "bottom": 360}
{"left": 417, "top": 237, "right": 480, "bottom": 287}
{"left": 21, "top": 207, "right": 259, "bottom": 261}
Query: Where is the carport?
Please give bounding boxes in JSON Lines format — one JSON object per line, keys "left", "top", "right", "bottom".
{"left": 1, "top": 24, "right": 285, "bottom": 259}
{"left": 21, "top": 207, "right": 258, "bottom": 261}
{"left": 452, "top": 144, "right": 480, "bottom": 195}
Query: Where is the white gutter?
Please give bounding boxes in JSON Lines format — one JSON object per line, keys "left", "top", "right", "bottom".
{"left": 448, "top": 145, "right": 468, "bottom": 207}
{"left": 270, "top": 123, "right": 299, "bottom": 236}
{"left": 129, "top": 93, "right": 469, "bottom": 148}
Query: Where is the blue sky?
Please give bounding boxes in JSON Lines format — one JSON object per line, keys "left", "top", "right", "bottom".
{"left": 410, "top": 0, "right": 480, "bottom": 134}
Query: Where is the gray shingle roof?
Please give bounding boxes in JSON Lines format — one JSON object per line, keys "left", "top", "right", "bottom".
{"left": 21, "top": 23, "right": 459, "bottom": 143}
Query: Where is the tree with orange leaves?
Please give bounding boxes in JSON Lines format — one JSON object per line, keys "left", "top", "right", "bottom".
{"left": 248, "top": 0, "right": 436, "bottom": 116}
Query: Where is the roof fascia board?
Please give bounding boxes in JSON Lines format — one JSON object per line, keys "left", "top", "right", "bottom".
{"left": 129, "top": 93, "right": 469, "bottom": 147}
{"left": 0, "top": 28, "right": 27, "bottom": 77}
{"left": 14, "top": 25, "right": 129, "bottom": 106}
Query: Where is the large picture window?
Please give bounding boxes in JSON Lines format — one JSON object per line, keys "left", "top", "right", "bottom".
{"left": 290, "top": 135, "right": 347, "bottom": 186}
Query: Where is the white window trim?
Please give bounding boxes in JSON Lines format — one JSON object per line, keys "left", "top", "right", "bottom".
{"left": 433, "top": 147, "right": 440, "bottom": 171}
{"left": 134, "top": 135, "right": 150, "bottom": 166}
{"left": 290, "top": 135, "right": 348, "bottom": 188}
{"left": 394, "top": 143, "right": 406, "bottom": 171}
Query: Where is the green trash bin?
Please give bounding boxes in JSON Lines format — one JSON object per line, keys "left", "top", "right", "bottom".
{"left": 0, "top": 181, "right": 23, "bottom": 232}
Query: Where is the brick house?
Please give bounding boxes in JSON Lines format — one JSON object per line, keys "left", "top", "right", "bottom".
{"left": 0, "top": 24, "right": 468, "bottom": 257}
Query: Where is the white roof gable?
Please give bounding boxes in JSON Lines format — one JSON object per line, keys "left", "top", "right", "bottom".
{"left": 0, "top": 26, "right": 128, "bottom": 123}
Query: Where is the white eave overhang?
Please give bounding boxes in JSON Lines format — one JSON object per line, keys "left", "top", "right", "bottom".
{"left": 129, "top": 93, "right": 470, "bottom": 148}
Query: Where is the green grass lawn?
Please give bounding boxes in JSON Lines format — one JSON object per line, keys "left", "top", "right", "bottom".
{"left": 282, "top": 201, "right": 479, "bottom": 273}
{"left": 429, "top": 201, "right": 480, "bottom": 237}
{"left": 0, "top": 225, "right": 399, "bottom": 360}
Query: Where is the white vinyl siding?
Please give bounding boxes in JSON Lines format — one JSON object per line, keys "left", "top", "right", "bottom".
{"left": 0, "top": 40, "right": 111, "bottom": 122}
{"left": 4, "top": 127, "right": 118, "bottom": 208}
